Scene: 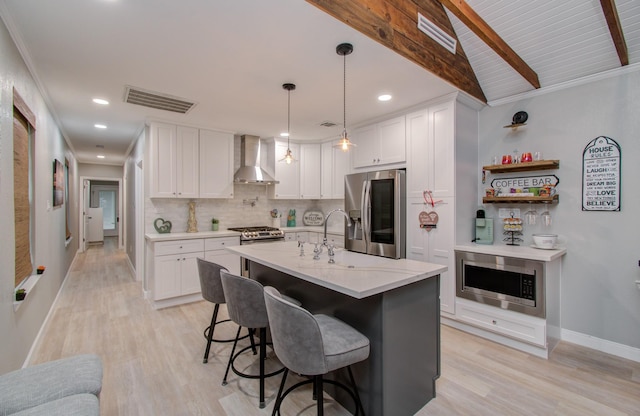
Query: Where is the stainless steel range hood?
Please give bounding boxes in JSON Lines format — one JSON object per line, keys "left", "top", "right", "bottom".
{"left": 234, "top": 135, "right": 279, "bottom": 184}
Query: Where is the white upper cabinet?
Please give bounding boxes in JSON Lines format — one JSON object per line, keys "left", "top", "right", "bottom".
{"left": 406, "top": 101, "right": 455, "bottom": 199}
{"left": 321, "top": 139, "right": 350, "bottom": 199}
{"left": 149, "top": 122, "right": 234, "bottom": 199}
{"left": 351, "top": 115, "right": 406, "bottom": 169}
{"left": 175, "top": 126, "right": 199, "bottom": 198}
{"left": 149, "top": 122, "right": 177, "bottom": 198}
{"left": 199, "top": 129, "right": 234, "bottom": 198}
{"left": 267, "top": 140, "right": 300, "bottom": 199}
{"left": 300, "top": 143, "right": 321, "bottom": 199}
{"left": 149, "top": 122, "right": 198, "bottom": 198}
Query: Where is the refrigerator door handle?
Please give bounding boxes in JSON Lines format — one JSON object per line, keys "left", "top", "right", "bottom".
{"left": 362, "top": 179, "right": 371, "bottom": 248}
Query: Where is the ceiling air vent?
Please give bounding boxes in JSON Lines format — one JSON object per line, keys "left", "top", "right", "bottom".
{"left": 124, "top": 85, "right": 196, "bottom": 114}
{"left": 320, "top": 121, "right": 337, "bottom": 127}
{"left": 417, "top": 13, "right": 457, "bottom": 54}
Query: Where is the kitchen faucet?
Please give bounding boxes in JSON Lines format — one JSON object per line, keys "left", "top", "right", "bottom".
{"left": 317, "top": 208, "right": 352, "bottom": 264}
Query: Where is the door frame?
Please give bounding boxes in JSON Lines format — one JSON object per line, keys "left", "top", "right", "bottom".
{"left": 79, "top": 175, "right": 123, "bottom": 252}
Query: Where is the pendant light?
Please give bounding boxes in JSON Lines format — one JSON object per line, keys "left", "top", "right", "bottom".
{"left": 334, "top": 43, "right": 357, "bottom": 152}
{"left": 280, "top": 83, "right": 296, "bottom": 164}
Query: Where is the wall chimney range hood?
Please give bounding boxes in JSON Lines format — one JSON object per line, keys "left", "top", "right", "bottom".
{"left": 233, "top": 135, "right": 279, "bottom": 184}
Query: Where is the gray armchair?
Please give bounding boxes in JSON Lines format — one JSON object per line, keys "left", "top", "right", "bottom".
{"left": 0, "top": 354, "right": 102, "bottom": 416}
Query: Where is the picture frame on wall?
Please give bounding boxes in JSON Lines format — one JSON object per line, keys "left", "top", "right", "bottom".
{"left": 53, "top": 158, "right": 64, "bottom": 207}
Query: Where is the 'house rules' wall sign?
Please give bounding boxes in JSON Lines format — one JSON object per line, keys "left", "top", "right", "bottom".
{"left": 582, "top": 136, "right": 621, "bottom": 211}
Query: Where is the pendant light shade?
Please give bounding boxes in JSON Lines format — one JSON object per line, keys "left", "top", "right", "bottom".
{"left": 334, "top": 43, "right": 356, "bottom": 152}
{"left": 279, "top": 83, "right": 296, "bottom": 164}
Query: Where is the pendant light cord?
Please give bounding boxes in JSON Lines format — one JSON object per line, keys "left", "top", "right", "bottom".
{"left": 287, "top": 88, "right": 291, "bottom": 147}
{"left": 343, "top": 52, "right": 347, "bottom": 133}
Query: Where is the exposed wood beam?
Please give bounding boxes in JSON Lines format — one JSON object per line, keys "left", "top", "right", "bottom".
{"left": 306, "top": 0, "right": 487, "bottom": 103}
{"left": 600, "top": 0, "right": 628, "bottom": 66}
{"left": 438, "top": 0, "right": 540, "bottom": 89}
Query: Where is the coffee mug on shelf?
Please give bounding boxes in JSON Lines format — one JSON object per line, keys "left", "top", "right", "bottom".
{"left": 502, "top": 154, "right": 513, "bottom": 164}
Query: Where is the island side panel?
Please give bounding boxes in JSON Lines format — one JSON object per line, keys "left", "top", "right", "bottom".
{"left": 382, "top": 275, "right": 441, "bottom": 415}
{"left": 249, "top": 261, "right": 440, "bottom": 416}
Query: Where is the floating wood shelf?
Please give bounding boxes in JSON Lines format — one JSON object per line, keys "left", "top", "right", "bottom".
{"left": 503, "top": 122, "right": 527, "bottom": 130}
{"left": 482, "top": 159, "right": 560, "bottom": 173}
{"left": 482, "top": 195, "right": 559, "bottom": 204}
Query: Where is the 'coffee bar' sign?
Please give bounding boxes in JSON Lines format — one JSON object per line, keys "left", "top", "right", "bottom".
{"left": 582, "top": 136, "right": 621, "bottom": 211}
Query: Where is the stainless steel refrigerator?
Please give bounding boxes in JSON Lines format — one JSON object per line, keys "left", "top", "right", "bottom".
{"left": 344, "top": 169, "right": 406, "bottom": 259}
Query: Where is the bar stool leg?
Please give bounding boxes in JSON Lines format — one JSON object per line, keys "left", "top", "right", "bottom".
{"left": 272, "top": 368, "right": 289, "bottom": 416}
{"left": 249, "top": 328, "right": 257, "bottom": 355}
{"left": 347, "top": 366, "right": 365, "bottom": 416}
{"left": 222, "top": 326, "right": 243, "bottom": 386}
{"left": 259, "top": 327, "right": 267, "bottom": 408}
{"left": 203, "top": 304, "right": 220, "bottom": 363}
{"left": 316, "top": 375, "right": 324, "bottom": 416}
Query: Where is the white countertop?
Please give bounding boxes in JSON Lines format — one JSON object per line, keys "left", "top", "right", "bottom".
{"left": 227, "top": 241, "right": 446, "bottom": 299}
{"left": 145, "top": 230, "right": 241, "bottom": 242}
{"left": 455, "top": 243, "right": 567, "bottom": 262}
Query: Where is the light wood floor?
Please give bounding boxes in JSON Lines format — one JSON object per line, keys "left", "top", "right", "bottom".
{"left": 30, "top": 237, "right": 640, "bottom": 415}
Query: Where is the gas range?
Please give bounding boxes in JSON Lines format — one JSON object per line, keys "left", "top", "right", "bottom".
{"left": 227, "top": 226, "right": 285, "bottom": 242}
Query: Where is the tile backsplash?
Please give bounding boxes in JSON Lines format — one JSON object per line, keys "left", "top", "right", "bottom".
{"left": 146, "top": 184, "right": 343, "bottom": 233}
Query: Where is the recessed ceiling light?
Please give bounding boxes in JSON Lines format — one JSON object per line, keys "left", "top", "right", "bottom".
{"left": 280, "top": 132, "right": 289, "bottom": 137}
{"left": 96, "top": 155, "right": 105, "bottom": 159}
{"left": 378, "top": 94, "right": 392, "bottom": 102}
{"left": 92, "top": 98, "right": 109, "bottom": 105}
{"left": 94, "top": 124, "right": 107, "bottom": 129}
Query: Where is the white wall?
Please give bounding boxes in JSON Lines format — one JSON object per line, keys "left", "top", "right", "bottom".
{"left": 78, "top": 163, "right": 123, "bottom": 179}
{"left": 477, "top": 69, "right": 640, "bottom": 350}
{"left": 0, "top": 17, "right": 79, "bottom": 373}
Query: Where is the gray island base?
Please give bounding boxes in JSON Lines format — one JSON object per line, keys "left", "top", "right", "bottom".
{"left": 227, "top": 242, "right": 444, "bottom": 416}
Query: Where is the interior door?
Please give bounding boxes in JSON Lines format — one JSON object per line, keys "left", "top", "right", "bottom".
{"left": 87, "top": 208, "right": 104, "bottom": 243}
{"left": 83, "top": 179, "right": 90, "bottom": 251}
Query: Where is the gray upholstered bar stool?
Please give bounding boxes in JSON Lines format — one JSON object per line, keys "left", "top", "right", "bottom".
{"left": 197, "top": 258, "right": 252, "bottom": 364}
{"left": 264, "top": 286, "right": 370, "bottom": 416}
{"left": 220, "top": 270, "right": 299, "bottom": 409}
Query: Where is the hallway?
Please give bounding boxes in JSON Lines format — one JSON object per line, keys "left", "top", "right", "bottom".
{"left": 29, "top": 239, "right": 640, "bottom": 415}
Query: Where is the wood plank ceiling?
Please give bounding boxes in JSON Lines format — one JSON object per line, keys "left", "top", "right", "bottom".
{"left": 307, "top": 0, "right": 638, "bottom": 104}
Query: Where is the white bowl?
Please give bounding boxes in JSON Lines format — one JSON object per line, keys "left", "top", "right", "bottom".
{"left": 532, "top": 234, "right": 557, "bottom": 249}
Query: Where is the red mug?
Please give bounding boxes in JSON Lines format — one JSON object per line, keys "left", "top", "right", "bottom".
{"left": 521, "top": 152, "right": 533, "bottom": 162}
{"left": 502, "top": 155, "right": 513, "bottom": 164}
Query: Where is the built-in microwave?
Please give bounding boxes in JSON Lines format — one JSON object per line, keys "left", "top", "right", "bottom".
{"left": 456, "top": 251, "right": 545, "bottom": 318}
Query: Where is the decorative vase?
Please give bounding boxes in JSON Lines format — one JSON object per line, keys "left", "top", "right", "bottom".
{"left": 187, "top": 201, "right": 198, "bottom": 233}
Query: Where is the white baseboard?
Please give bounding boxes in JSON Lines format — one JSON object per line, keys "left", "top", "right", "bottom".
{"left": 22, "top": 249, "right": 80, "bottom": 368}
{"left": 561, "top": 328, "right": 640, "bottom": 363}
{"left": 126, "top": 256, "right": 136, "bottom": 279}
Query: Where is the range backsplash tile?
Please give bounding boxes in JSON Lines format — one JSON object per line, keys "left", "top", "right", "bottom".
{"left": 145, "top": 185, "right": 343, "bottom": 233}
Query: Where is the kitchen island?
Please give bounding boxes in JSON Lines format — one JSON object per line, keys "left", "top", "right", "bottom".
{"left": 226, "top": 241, "right": 446, "bottom": 416}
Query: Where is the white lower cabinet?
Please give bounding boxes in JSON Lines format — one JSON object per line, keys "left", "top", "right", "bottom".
{"left": 455, "top": 298, "right": 547, "bottom": 347}
{"left": 204, "top": 237, "right": 241, "bottom": 275}
{"left": 406, "top": 197, "right": 455, "bottom": 314}
{"left": 148, "top": 236, "right": 240, "bottom": 308}
{"left": 152, "top": 239, "right": 204, "bottom": 301}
